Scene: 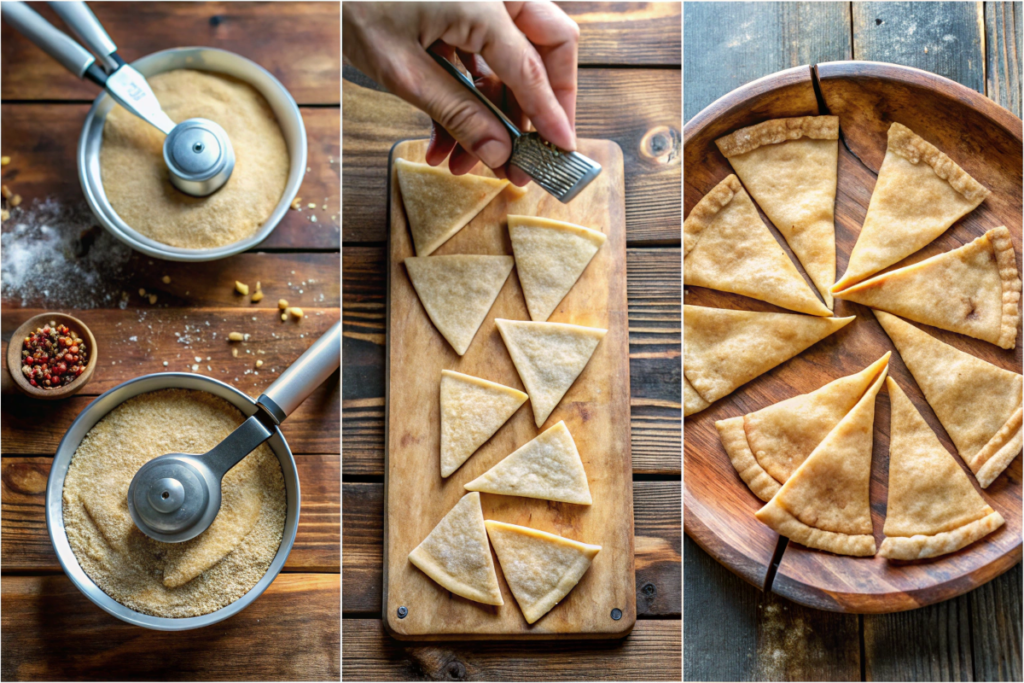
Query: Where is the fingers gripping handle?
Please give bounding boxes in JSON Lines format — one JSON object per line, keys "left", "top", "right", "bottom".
{"left": 257, "top": 322, "right": 341, "bottom": 424}
{"left": 1, "top": 1, "right": 97, "bottom": 79}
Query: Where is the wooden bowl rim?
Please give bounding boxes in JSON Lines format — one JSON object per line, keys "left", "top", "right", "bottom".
{"left": 6, "top": 312, "right": 99, "bottom": 400}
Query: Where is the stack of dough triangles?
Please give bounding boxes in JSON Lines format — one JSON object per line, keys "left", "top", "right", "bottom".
{"left": 407, "top": 492, "right": 504, "bottom": 606}
{"left": 717, "top": 352, "right": 891, "bottom": 502}
{"left": 880, "top": 378, "right": 1005, "bottom": 560}
{"left": 508, "top": 215, "right": 607, "bottom": 322}
{"left": 396, "top": 158, "right": 510, "bottom": 256}
{"left": 465, "top": 421, "right": 592, "bottom": 505}
{"left": 405, "top": 255, "right": 515, "bottom": 355}
{"left": 683, "top": 305, "right": 855, "bottom": 416}
{"left": 495, "top": 319, "right": 606, "bottom": 427}
{"left": 875, "top": 310, "right": 1022, "bottom": 488}
{"left": 684, "top": 175, "right": 832, "bottom": 316}
{"left": 484, "top": 520, "right": 601, "bottom": 624}
{"left": 715, "top": 116, "right": 840, "bottom": 307}
{"left": 836, "top": 227, "right": 1021, "bottom": 349}
{"left": 755, "top": 366, "right": 887, "bottom": 556}
{"left": 440, "top": 370, "right": 528, "bottom": 478}
{"left": 833, "top": 123, "right": 990, "bottom": 291}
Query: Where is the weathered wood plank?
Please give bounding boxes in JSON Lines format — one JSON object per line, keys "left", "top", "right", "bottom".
{"left": 683, "top": 2, "right": 852, "bottom": 122}
{"left": 1, "top": 573, "right": 339, "bottom": 681}
{"left": 341, "top": 617, "right": 680, "bottom": 681}
{"left": 986, "top": 1, "right": 1023, "bottom": 116}
{"left": 851, "top": 2, "right": 985, "bottom": 94}
{"left": 341, "top": 69, "right": 680, "bottom": 246}
{"left": 0, "top": 2, "right": 340, "bottom": 105}
{"left": 342, "top": 481, "right": 680, "bottom": 617}
{"left": 560, "top": 2, "right": 681, "bottom": 66}
{"left": 0, "top": 105, "right": 340, "bottom": 250}
{"left": 969, "top": 568, "right": 1023, "bottom": 681}
{"left": 342, "top": 246, "right": 679, "bottom": 475}
{"left": 1, "top": 454, "right": 339, "bottom": 573}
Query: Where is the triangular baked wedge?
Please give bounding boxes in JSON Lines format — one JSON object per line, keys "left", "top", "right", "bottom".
{"left": 484, "top": 521, "right": 600, "bottom": 624}
{"left": 717, "top": 352, "right": 891, "bottom": 502}
{"left": 833, "top": 123, "right": 990, "bottom": 291}
{"left": 836, "top": 227, "right": 1021, "bottom": 349}
{"left": 395, "top": 158, "right": 510, "bottom": 256}
{"left": 879, "top": 378, "right": 1005, "bottom": 559}
{"left": 754, "top": 367, "right": 887, "bottom": 556}
{"left": 441, "top": 370, "right": 528, "bottom": 478}
{"left": 683, "top": 305, "right": 855, "bottom": 416}
{"left": 407, "top": 492, "right": 504, "bottom": 606}
{"left": 716, "top": 116, "right": 839, "bottom": 307}
{"left": 405, "top": 255, "right": 515, "bottom": 356}
{"left": 685, "top": 175, "right": 832, "bottom": 316}
{"left": 875, "top": 310, "right": 1022, "bottom": 488}
{"left": 465, "top": 420, "right": 592, "bottom": 504}
{"left": 495, "top": 319, "right": 606, "bottom": 427}
{"left": 508, "top": 215, "right": 607, "bottom": 322}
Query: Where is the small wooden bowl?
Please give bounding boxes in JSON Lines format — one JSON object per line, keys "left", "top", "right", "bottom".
{"left": 6, "top": 313, "right": 98, "bottom": 400}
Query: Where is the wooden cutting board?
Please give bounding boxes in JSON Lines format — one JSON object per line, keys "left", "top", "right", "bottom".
{"left": 382, "top": 139, "right": 635, "bottom": 639}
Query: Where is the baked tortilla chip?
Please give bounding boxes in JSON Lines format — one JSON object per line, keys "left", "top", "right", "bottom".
{"left": 440, "top": 370, "right": 528, "bottom": 478}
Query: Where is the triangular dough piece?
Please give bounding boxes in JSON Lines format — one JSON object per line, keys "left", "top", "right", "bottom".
{"left": 495, "top": 319, "right": 606, "bottom": 427}
{"left": 407, "top": 492, "right": 504, "bottom": 606}
{"left": 484, "top": 520, "right": 600, "bottom": 624}
{"left": 836, "top": 227, "right": 1021, "bottom": 349}
{"left": 875, "top": 311, "right": 1023, "bottom": 488}
{"left": 508, "top": 215, "right": 607, "bottom": 322}
{"left": 683, "top": 305, "right": 855, "bottom": 416}
{"left": 685, "top": 175, "right": 832, "bottom": 316}
{"left": 405, "top": 255, "right": 515, "bottom": 355}
{"left": 833, "top": 123, "right": 990, "bottom": 291}
{"left": 395, "top": 158, "right": 510, "bottom": 256}
{"left": 441, "top": 370, "right": 528, "bottom": 478}
{"left": 717, "top": 352, "right": 891, "bottom": 502}
{"left": 465, "top": 421, "right": 592, "bottom": 504}
{"left": 716, "top": 116, "right": 839, "bottom": 308}
{"left": 754, "top": 368, "right": 887, "bottom": 556}
{"left": 879, "top": 378, "right": 1005, "bottom": 559}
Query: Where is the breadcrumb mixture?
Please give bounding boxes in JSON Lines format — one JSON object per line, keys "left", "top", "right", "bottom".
{"left": 63, "top": 389, "right": 286, "bottom": 618}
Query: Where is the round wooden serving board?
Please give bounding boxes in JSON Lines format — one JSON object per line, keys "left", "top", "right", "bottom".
{"left": 683, "top": 61, "right": 1023, "bottom": 614}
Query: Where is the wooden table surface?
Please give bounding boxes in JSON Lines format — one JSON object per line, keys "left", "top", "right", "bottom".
{"left": 0, "top": 3, "right": 339, "bottom": 680}
{"left": 684, "top": 3, "right": 1022, "bottom": 681}
{"left": 342, "top": 3, "right": 681, "bottom": 680}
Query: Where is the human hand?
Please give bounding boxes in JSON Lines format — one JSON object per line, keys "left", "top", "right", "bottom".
{"left": 343, "top": 1, "right": 579, "bottom": 186}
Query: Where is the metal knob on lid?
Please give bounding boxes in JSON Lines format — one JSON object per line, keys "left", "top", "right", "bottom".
{"left": 164, "top": 118, "right": 235, "bottom": 197}
{"left": 128, "top": 455, "right": 215, "bottom": 539}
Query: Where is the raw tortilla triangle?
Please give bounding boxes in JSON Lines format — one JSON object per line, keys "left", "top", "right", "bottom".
{"left": 685, "top": 175, "right": 832, "bottom": 316}
{"left": 484, "top": 520, "right": 600, "bottom": 624}
{"left": 440, "top": 369, "right": 528, "bottom": 478}
{"left": 833, "top": 123, "right": 990, "bottom": 291}
{"left": 405, "top": 255, "right": 515, "bottom": 356}
{"left": 683, "top": 305, "right": 855, "bottom": 416}
{"left": 717, "top": 352, "right": 891, "bottom": 502}
{"left": 395, "top": 158, "right": 509, "bottom": 256}
{"left": 716, "top": 116, "right": 840, "bottom": 308}
{"left": 754, "top": 368, "right": 888, "bottom": 556}
{"left": 495, "top": 319, "right": 606, "bottom": 427}
{"left": 465, "top": 421, "right": 592, "bottom": 505}
{"left": 508, "top": 215, "right": 607, "bottom": 322}
{"left": 879, "top": 378, "right": 1005, "bottom": 559}
{"left": 407, "top": 492, "right": 503, "bottom": 606}
{"left": 835, "top": 226, "right": 1021, "bottom": 349}
{"left": 875, "top": 310, "right": 1022, "bottom": 488}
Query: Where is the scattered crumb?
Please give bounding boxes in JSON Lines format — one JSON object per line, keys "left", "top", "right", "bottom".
{"left": 228, "top": 332, "right": 244, "bottom": 342}
{"left": 162, "top": 275, "right": 171, "bottom": 284}
{"left": 1, "top": 156, "right": 9, "bottom": 166}
{"left": 139, "top": 288, "right": 146, "bottom": 297}
{"left": 278, "top": 299, "right": 288, "bottom": 310}
{"left": 255, "top": 360, "right": 263, "bottom": 368}
{"left": 289, "top": 307, "right": 304, "bottom": 319}
{"left": 148, "top": 293, "right": 157, "bottom": 305}
{"left": 251, "top": 291, "right": 264, "bottom": 303}
{"left": 235, "top": 281, "right": 249, "bottom": 296}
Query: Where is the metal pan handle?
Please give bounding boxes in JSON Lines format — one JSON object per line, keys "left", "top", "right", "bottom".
{"left": 1, "top": 1, "right": 104, "bottom": 83}
{"left": 256, "top": 321, "right": 340, "bottom": 424}
{"left": 49, "top": 1, "right": 121, "bottom": 73}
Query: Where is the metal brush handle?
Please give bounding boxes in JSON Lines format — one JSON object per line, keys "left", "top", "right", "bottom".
{"left": 428, "top": 50, "right": 522, "bottom": 142}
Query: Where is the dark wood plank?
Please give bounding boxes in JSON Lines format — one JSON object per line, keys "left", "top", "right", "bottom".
{"left": 559, "top": 2, "right": 681, "bottom": 66}
{"left": 986, "top": 1, "right": 1023, "bottom": 117}
{"left": 341, "top": 69, "right": 680, "bottom": 246}
{"left": 1, "top": 573, "right": 339, "bottom": 681}
{"left": 342, "top": 246, "right": 680, "bottom": 476}
{"left": 969, "top": 567, "right": 1023, "bottom": 681}
{"left": 341, "top": 617, "right": 680, "bottom": 681}
{"left": 0, "top": 2, "right": 340, "bottom": 105}
{"left": 1, "top": 454, "right": 339, "bottom": 573}
{"left": 0, "top": 105, "right": 340, "bottom": 251}
{"left": 683, "top": 2, "right": 852, "bottom": 122}
{"left": 342, "top": 481, "right": 680, "bottom": 617}
{"left": 851, "top": 2, "right": 985, "bottom": 95}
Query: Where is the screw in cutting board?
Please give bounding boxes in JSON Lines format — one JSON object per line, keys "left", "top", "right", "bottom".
{"left": 397, "top": 606, "right": 408, "bottom": 619}
{"left": 611, "top": 608, "right": 622, "bottom": 620}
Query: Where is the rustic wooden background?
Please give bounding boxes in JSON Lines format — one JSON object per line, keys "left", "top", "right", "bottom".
{"left": 0, "top": 3, "right": 340, "bottom": 680}
{"left": 684, "top": 3, "right": 1022, "bottom": 681}
{"left": 342, "top": 3, "right": 681, "bottom": 680}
